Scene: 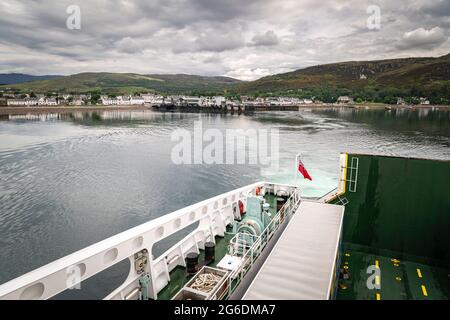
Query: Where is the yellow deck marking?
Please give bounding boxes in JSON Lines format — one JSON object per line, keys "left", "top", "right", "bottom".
{"left": 395, "top": 277, "right": 402, "bottom": 281}
{"left": 376, "top": 293, "right": 381, "bottom": 300}
{"left": 345, "top": 253, "right": 350, "bottom": 257}
{"left": 416, "top": 268, "right": 423, "bottom": 278}
{"left": 421, "top": 285, "right": 428, "bottom": 297}
{"left": 343, "top": 265, "right": 349, "bottom": 270}
{"left": 375, "top": 260, "right": 379, "bottom": 268}
{"left": 344, "top": 261, "right": 349, "bottom": 265}
{"left": 375, "top": 275, "right": 380, "bottom": 286}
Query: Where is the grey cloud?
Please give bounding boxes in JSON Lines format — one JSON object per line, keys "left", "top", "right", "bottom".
{"left": 168, "top": 23, "right": 246, "bottom": 53}
{"left": 202, "top": 54, "right": 223, "bottom": 64}
{"left": 420, "top": 0, "right": 450, "bottom": 18}
{"left": 115, "top": 37, "right": 144, "bottom": 54}
{"left": 250, "top": 30, "right": 279, "bottom": 46}
{"left": 0, "top": 0, "right": 449, "bottom": 80}
{"left": 396, "top": 27, "right": 448, "bottom": 50}
{"left": 195, "top": 31, "right": 245, "bottom": 52}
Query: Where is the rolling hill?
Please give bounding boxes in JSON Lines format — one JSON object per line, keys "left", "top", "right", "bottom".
{"left": 1, "top": 73, "right": 242, "bottom": 95}
{"left": 0, "top": 73, "right": 61, "bottom": 85}
{"left": 236, "top": 54, "right": 450, "bottom": 103}
{"left": 2, "top": 54, "right": 448, "bottom": 103}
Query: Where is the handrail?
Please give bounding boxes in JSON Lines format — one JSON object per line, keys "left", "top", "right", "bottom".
{"left": 0, "top": 181, "right": 299, "bottom": 300}
{"left": 223, "top": 189, "right": 301, "bottom": 299}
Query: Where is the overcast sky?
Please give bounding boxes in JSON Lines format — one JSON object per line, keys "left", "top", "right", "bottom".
{"left": 0, "top": 0, "right": 449, "bottom": 80}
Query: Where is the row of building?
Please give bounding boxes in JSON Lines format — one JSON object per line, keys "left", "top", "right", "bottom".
{"left": 100, "top": 95, "right": 321, "bottom": 107}
{"left": 0, "top": 92, "right": 323, "bottom": 107}
{"left": 0, "top": 92, "right": 432, "bottom": 107}
{"left": 1, "top": 93, "right": 90, "bottom": 106}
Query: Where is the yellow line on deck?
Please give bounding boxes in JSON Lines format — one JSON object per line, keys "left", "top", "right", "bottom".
{"left": 375, "top": 260, "right": 379, "bottom": 268}
{"left": 416, "top": 268, "right": 423, "bottom": 278}
{"left": 421, "top": 285, "right": 428, "bottom": 297}
{"left": 375, "top": 275, "right": 380, "bottom": 286}
{"left": 376, "top": 293, "right": 381, "bottom": 300}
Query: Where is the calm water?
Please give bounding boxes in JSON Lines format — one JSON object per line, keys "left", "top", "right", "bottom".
{"left": 0, "top": 108, "right": 448, "bottom": 298}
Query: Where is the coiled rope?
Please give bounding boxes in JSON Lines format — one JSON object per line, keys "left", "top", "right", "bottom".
{"left": 189, "top": 273, "right": 221, "bottom": 293}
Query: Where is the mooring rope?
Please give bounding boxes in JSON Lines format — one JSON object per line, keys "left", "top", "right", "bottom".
{"left": 189, "top": 273, "right": 221, "bottom": 293}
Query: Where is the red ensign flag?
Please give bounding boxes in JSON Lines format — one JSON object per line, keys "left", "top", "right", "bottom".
{"left": 298, "top": 160, "right": 312, "bottom": 181}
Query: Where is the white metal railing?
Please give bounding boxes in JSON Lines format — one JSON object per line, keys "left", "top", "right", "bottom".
{"left": 0, "top": 181, "right": 298, "bottom": 300}
{"left": 229, "top": 232, "right": 258, "bottom": 257}
{"left": 224, "top": 189, "right": 301, "bottom": 298}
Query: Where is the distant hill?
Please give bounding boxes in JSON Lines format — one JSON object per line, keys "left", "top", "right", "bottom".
{"left": 238, "top": 54, "right": 450, "bottom": 92}
{"left": 236, "top": 54, "right": 450, "bottom": 103}
{"left": 2, "top": 54, "right": 448, "bottom": 103}
{"left": 2, "top": 72, "right": 243, "bottom": 95}
{"left": 0, "top": 73, "right": 61, "bottom": 85}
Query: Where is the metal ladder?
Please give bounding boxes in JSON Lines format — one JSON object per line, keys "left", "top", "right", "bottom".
{"left": 347, "top": 157, "right": 359, "bottom": 193}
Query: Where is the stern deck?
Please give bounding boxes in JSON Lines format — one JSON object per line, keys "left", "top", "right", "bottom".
{"left": 156, "top": 194, "right": 280, "bottom": 300}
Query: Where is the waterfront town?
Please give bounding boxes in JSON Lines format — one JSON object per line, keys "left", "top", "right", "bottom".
{"left": 0, "top": 92, "right": 432, "bottom": 109}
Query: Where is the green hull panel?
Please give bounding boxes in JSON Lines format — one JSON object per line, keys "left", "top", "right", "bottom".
{"left": 332, "top": 154, "right": 450, "bottom": 299}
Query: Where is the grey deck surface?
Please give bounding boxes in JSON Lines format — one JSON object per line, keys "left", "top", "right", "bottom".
{"left": 243, "top": 200, "right": 344, "bottom": 300}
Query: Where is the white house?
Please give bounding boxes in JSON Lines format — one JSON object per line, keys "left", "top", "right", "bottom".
{"left": 70, "top": 97, "right": 84, "bottom": 106}
{"left": 46, "top": 98, "right": 58, "bottom": 106}
{"left": 337, "top": 96, "right": 354, "bottom": 104}
{"left": 141, "top": 94, "right": 156, "bottom": 103}
{"left": 35, "top": 97, "right": 59, "bottom": 106}
{"left": 267, "top": 98, "right": 280, "bottom": 106}
{"left": 101, "top": 96, "right": 120, "bottom": 105}
{"left": 213, "top": 96, "right": 226, "bottom": 106}
{"left": 130, "top": 96, "right": 145, "bottom": 105}
{"left": 278, "top": 97, "right": 293, "bottom": 106}
{"left": 419, "top": 97, "right": 430, "bottom": 105}
{"left": 181, "top": 96, "right": 202, "bottom": 106}
{"left": 7, "top": 98, "right": 39, "bottom": 106}
{"left": 397, "top": 97, "right": 406, "bottom": 105}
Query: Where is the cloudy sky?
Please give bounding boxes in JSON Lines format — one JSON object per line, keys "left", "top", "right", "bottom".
{"left": 0, "top": 0, "right": 449, "bottom": 80}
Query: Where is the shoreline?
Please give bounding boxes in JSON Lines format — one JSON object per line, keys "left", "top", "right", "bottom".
{"left": 0, "top": 105, "right": 148, "bottom": 116}
{"left": 0, "top": 103, "right": 448, "bottom": 116}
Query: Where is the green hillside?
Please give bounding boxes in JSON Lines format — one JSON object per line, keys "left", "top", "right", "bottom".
{"left": 237, "top": 54, "right": 450, "bottom": 104}
{"left": 2, "top": 72, "right": 242, "bottom": 95}
{"left": 2, "top": 54, "right": 449, "bottom": 104}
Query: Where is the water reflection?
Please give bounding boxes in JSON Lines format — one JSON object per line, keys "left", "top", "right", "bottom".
{"left": 312, "top": 107, "right": 450, "bottom": 138}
